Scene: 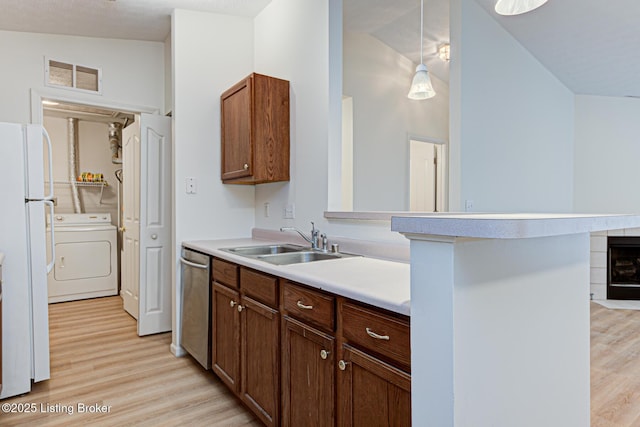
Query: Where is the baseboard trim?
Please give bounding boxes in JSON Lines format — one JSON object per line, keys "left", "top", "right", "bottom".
{"left": 170, "top": 343, "right": 187, "bottom": 357}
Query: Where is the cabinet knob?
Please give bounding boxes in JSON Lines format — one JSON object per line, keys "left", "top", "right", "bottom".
{"left": 237, "top": 304, "right": 244, "bottom": 312}
{"left": 320, "top": 349, "right": 330, "bottom": 360}
{"left": 151, "top": 234, "right": 158, "bottom": 240}
{"left": 243, "top": 163, "right": 249, "bottom": 170}
{"left": 338, "top": 360, "right": 349, "bottom": 371}
{"left": 230, "top": 300, "right": 237, "bottom": 308}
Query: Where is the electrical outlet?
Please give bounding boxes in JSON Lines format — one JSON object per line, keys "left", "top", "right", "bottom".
{"left": 186, "top": 177, "right": 197, "bottom": 194}
{"left": 465, "top": 200, "right": 474, "bottom": 212}
{"left": 283, "top": 203, "right": 295, "bottom": 219}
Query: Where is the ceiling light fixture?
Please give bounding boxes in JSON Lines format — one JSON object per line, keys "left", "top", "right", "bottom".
{"left": 495, "top": 0, "right": 548, "bottom": 16}
{"left": 438, "top": 44, "right": 450, "bottom": 62}
{"left": 408, "top": 0, "right": 436, "bottom": 100}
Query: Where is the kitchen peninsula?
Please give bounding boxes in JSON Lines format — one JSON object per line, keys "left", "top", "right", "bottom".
{"left": 392, "top": 213, "right": 640, "bottom": 427}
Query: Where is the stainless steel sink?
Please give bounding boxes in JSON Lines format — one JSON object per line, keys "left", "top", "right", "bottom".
{"left": 222, "top": 244, "right": 306, "bottom": 256}
{"left": 220, "top": 244, "right": 357, "bottom": 265}
{"left": 257, "top": 251, "right": 347, "bottom": 265}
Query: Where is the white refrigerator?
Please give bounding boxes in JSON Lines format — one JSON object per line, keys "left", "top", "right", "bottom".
{"left": 0, "top": 122, "right": 55, "bottom": 399}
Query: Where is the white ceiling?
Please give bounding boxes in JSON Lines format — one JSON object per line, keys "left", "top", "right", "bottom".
{"left": 0, "top": 0, "right": 638, "bottom": 97}
{"left": 0, "top": 0, "right": 271, "bottom": 41}
{"left": 472, "top": 0, "right": 640, "bottom": 97}
{"left": 344, "top": 0, "right": 450, "bottom": 83}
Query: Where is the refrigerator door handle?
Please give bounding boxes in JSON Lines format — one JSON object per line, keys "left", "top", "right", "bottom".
{"left": 42, "top": 127, "right": 54, "bottom": 201}
{"left": 44, "top": 199, "right": 55, "bottom": 273}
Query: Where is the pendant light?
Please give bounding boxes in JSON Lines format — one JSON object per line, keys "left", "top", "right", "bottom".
{"left": 407, "top": 0, "right": 436, "bottom": 100}
{"left": 495, "top": 0, "right": 548, "bottom": 16}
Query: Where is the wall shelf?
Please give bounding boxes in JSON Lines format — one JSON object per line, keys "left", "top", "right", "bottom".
{"left": 46, "top": 180, "right": 109, "bottom": 204}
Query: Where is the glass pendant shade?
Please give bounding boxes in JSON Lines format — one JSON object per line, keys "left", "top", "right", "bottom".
{"left": 408, "top": 64, "right": 436, "bottom": 100}
{"left": 495, "top": 0, "right": 548, "bottom": 16}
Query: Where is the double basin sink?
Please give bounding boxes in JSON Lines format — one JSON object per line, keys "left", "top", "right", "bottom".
{"left": 221, "top": 244, "right": 357, "bottom": 265}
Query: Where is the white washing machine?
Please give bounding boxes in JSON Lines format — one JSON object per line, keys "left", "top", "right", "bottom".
{"left": 46, "top": 213, "right": 118, "bottom": 303}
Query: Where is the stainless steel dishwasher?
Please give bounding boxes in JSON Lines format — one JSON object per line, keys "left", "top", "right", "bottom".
{"left": 179, "top": 247, "right": 211, "bottom": 369}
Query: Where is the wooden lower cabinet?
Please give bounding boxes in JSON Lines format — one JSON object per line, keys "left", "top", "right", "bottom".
{"left": 210, "top": 260, "right": 411, "bottom": 427}
{"left": 211, "top": 282, "right": 240, "bottom": 392}
{"left": 338, "top": 344, "right": 411, "bottom": 427}
{"left": 240, "top": 296, "right": 280, "bottom": 426}
{"left": 281, "top": 316, "right": 335, "bottom": 427}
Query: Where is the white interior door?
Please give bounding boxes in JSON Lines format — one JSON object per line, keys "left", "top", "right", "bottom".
{"left": 409, "top": 139, "right": 446, "bottom": 212}
{"left": 121, "top": 118, "right": 141, "bottom": 319}
{"left": 137, "top": 113, "right": 172, "bottom": 336}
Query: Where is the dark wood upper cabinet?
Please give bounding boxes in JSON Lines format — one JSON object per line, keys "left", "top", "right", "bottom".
{"left": 221, "top": 73, "right": 290, "bottom": 184}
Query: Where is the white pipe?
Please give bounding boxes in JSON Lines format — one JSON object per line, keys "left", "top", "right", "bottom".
{"left": 67, "top": 118, "right": 82, "bottom": 213}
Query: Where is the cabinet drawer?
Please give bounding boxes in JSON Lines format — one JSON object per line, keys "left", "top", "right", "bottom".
{"left": 283, "top": 281, "right": 335, "bottom": 332}
{"left": 341, "top": 302, "right": 410, "bottom": 368}
{"left": 212, "top": 258, "right": 239, "bottom": 289}
{"left": 241, "top": 268, "right": 278, "bottom": 308}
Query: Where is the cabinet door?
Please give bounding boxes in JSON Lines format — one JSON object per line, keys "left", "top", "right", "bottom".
{"left": 338, "top": 344, "right": 411, "bottom": 427}
{"left": 240, "top": 296, "right": 279, "bottom": 426}
{"left": 282, "top": 317, "right": 335, "bottom": 427}
{"left": 211, "top": 282, "right": 240, "bottom": 392}
{"left": 221, "top": 77, "right": 253, "bottom": 181}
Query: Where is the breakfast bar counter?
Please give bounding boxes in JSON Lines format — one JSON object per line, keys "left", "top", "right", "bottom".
{"left": 391, "top": 213, "right": 640, "bottom": 427}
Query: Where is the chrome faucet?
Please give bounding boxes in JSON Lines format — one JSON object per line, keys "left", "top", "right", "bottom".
{"left": 280, "top": 221, "right": 320, "bottom": 250}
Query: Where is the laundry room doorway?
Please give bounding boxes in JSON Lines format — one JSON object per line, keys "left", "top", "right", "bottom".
{"left": 31, "top": 92, "right": 172, "bottom": 337}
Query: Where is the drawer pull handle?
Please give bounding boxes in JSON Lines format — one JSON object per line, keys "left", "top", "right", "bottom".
{"left": 338, "top": 360, "right": 349, "bottom": 371}
{"left": 296, "top": 300, "right": 313, "bottom": 310}
{"left": 366, "top": 328, "right": 390, "bottom": 341}
{"left": 320, "top": 349, "right": 330, "bottom": 360}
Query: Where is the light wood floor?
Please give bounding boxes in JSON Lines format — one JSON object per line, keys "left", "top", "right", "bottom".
{"left": 2, "top": 298, "right": 640, "bottom": 426}
{"left": 591, "top": 302, "right": 640, "bottom": 426}
{"left": 1, "top": 296, "right": 261, "bottom": 427}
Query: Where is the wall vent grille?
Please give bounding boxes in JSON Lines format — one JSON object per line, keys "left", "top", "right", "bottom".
{"left": 45, "top": 58, "right": 102, "bottom": 94}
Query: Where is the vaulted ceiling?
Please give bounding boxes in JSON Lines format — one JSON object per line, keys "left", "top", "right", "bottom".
{"left": 0, "top": 0, "right": 638, "bottom": 97}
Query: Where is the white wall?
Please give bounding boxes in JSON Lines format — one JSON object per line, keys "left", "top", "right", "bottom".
{"left": 252, "top": 0, "right": 410, "bottom": 245}
{"left": 450, "top": 0, "right": 575, "bottom": 213}
{"left": 343, "top": 32, "right": 449, "bottom": 211}
{"left": 574, "top": 95, "right": 640, "bottom": 213}
{"left": 253, "top": 0, "right": 331, "bottom": 233}
{"left": 0, "top": 30, "right": 164, "bottom": 124}
{"left": 43, "top": 116, "right": 121, "bottom": 223}
{"left": 172, "top": 9, "right": 256, "bottom": 350}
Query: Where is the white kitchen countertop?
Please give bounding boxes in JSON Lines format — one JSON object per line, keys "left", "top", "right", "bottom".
{"left": 182, "top": 238, "right": 410, "bottom": 316}
{"left": 391, "top": 213, "right": 640, "bottom": 239}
